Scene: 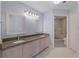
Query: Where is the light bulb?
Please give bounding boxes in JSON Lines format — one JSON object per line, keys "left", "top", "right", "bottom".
{"left": 26, "top": 11, "right": 29, "bottom": 15}
{"left": 29, "top": 12, "right": 32, "bottom": 15}
{"left": 52, "top": 1, "right": 61, "bottom": 4}
{"left": 32, "top": 14, "right": 34, "bottom": 16}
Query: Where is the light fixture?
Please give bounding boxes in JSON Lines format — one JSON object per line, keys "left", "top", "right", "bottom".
{"left": 29, "top": 12, "right": 32, "bottom": 16}
{"left": 26, "top": 11, "right": 29, "bottom": 15}
{"left": 52, "top": 1, "right": 61, "bottom": 4}
{"left": 32, "top": 14, "right": 35, "bottom": 16}
{"left": 24, "top": 10, "right": 39, "bottom": 19}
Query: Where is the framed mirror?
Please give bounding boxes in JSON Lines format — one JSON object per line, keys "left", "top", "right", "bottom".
{"left": 6, "top": 13, "right": 25, "bottom": 35}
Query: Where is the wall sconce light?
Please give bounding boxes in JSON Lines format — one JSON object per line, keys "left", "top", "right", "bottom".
{"left": 24, "top": 10, "right": 39, "bottom": 20}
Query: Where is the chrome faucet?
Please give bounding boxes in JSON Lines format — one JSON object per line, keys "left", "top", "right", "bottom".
{"left": 17, "top": 34, "right": 20, "bottom": 41}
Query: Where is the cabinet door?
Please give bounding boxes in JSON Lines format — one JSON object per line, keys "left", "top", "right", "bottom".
{"left": 23, "top": 42, "right": 33, "bottom": 58}
{"left": 3, "top": 45, "right": 23, "bottom": 58}
{"left": 40, "top": 37, "right": 49, "bottom": 51}
{"left": 43, "top": 37, "right": 49, "bottom": 48}
{"left": 31, "top": 40, "right": 41, "bottom": 57}
{"left": 40, "top": 38, "right": 45, "bottom": 51}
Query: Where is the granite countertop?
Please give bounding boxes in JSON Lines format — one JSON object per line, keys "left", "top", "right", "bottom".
{"left": 0, "top": 34, "right": 49, "bottom": 50}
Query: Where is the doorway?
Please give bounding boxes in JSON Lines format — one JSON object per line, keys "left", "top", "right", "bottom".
{"left": 54, "top": 16, "right": 67, "bottom": 47}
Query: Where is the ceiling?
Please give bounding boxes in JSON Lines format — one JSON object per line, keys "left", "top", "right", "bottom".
{"left": 21, "top": 1, "right": 77, "bottom": 13}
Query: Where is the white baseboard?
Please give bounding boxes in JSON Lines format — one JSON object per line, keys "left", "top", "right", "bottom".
{"left": 69, "top": 48, "right": 77, "bottom": 53}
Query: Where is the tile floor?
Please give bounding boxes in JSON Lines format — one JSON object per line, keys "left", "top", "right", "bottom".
{"left": 55, "top": 39, "right": 66, "bottom": 47}
{"left": 35, "top": 47, "right": 77, "bottom": 58}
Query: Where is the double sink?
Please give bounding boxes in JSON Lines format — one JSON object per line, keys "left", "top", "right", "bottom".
{"left": 13, "top": 35, "right": 45, "bottom": 44}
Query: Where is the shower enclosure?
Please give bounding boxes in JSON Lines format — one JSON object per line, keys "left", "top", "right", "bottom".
{"left": 54, "top": 16, "right": 67, "bottom": 47}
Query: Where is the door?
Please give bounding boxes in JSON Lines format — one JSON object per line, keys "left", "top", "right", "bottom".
{"left": 54, "top": 16, "right": 67, "bottom": 47}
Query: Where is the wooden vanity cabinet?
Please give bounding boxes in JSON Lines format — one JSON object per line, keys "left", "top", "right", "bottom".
{"left": 22, "top": 39, "right": 41, "bottom": 58}
{"left": 31, "top": 37, "right": 49, "bottom": 57}
{"left": 31, "top": 39, "right": 41, "bottom": 57}
{"left": 39, "top": 37, "right": 49, "bottom": 51}
{"left": 42, "top": 37, "right": 49, "bottom": 49}
{"left": 20, "top": 37, "right": 49, "bottom": 58}
{"left": 22, "top": 42, "right": 33, "bottom": 58}
{"left": 2, "top": 36, "right": 49, "bottom": 58}
{"left": 2, "top": 45, "right": 23, "bottom": 58}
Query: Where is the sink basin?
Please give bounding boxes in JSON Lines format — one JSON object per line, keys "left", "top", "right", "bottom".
{"left": 13, "top": 40, "right": 25, "bottom": 44}
{"left": 39, "top": 35, "right": 45, "bottom": 37}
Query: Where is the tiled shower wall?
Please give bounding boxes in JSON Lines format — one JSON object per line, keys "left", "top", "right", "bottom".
{"left": 55, "top": 16, "right": 66, "bottom": 39}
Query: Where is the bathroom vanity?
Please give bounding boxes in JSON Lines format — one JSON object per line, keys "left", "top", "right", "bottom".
{"left": 1, "top": 2, "right": 48, "bottom": 58}
{"left": 0, "top": 34, "right": 49, "bottom": 58}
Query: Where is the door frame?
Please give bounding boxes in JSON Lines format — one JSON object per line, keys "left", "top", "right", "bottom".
{"left": 53, "top": 16, "right": 69, "bottom": 48}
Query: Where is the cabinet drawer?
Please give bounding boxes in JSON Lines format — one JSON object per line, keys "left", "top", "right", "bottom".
{"left": 3, "top": 45, "right": 23, "bottom": 58}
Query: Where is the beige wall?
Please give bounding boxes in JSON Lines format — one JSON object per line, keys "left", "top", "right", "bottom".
{"left": 55, "top": 16, "right": 66, "bottom": 39}
{"left": 68, "top": 9, "right": 77, "bottom": 51}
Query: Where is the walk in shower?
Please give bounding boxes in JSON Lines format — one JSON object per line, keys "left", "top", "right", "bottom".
{"left": 54, "top": 16, "right": 67, "bottom": 47}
